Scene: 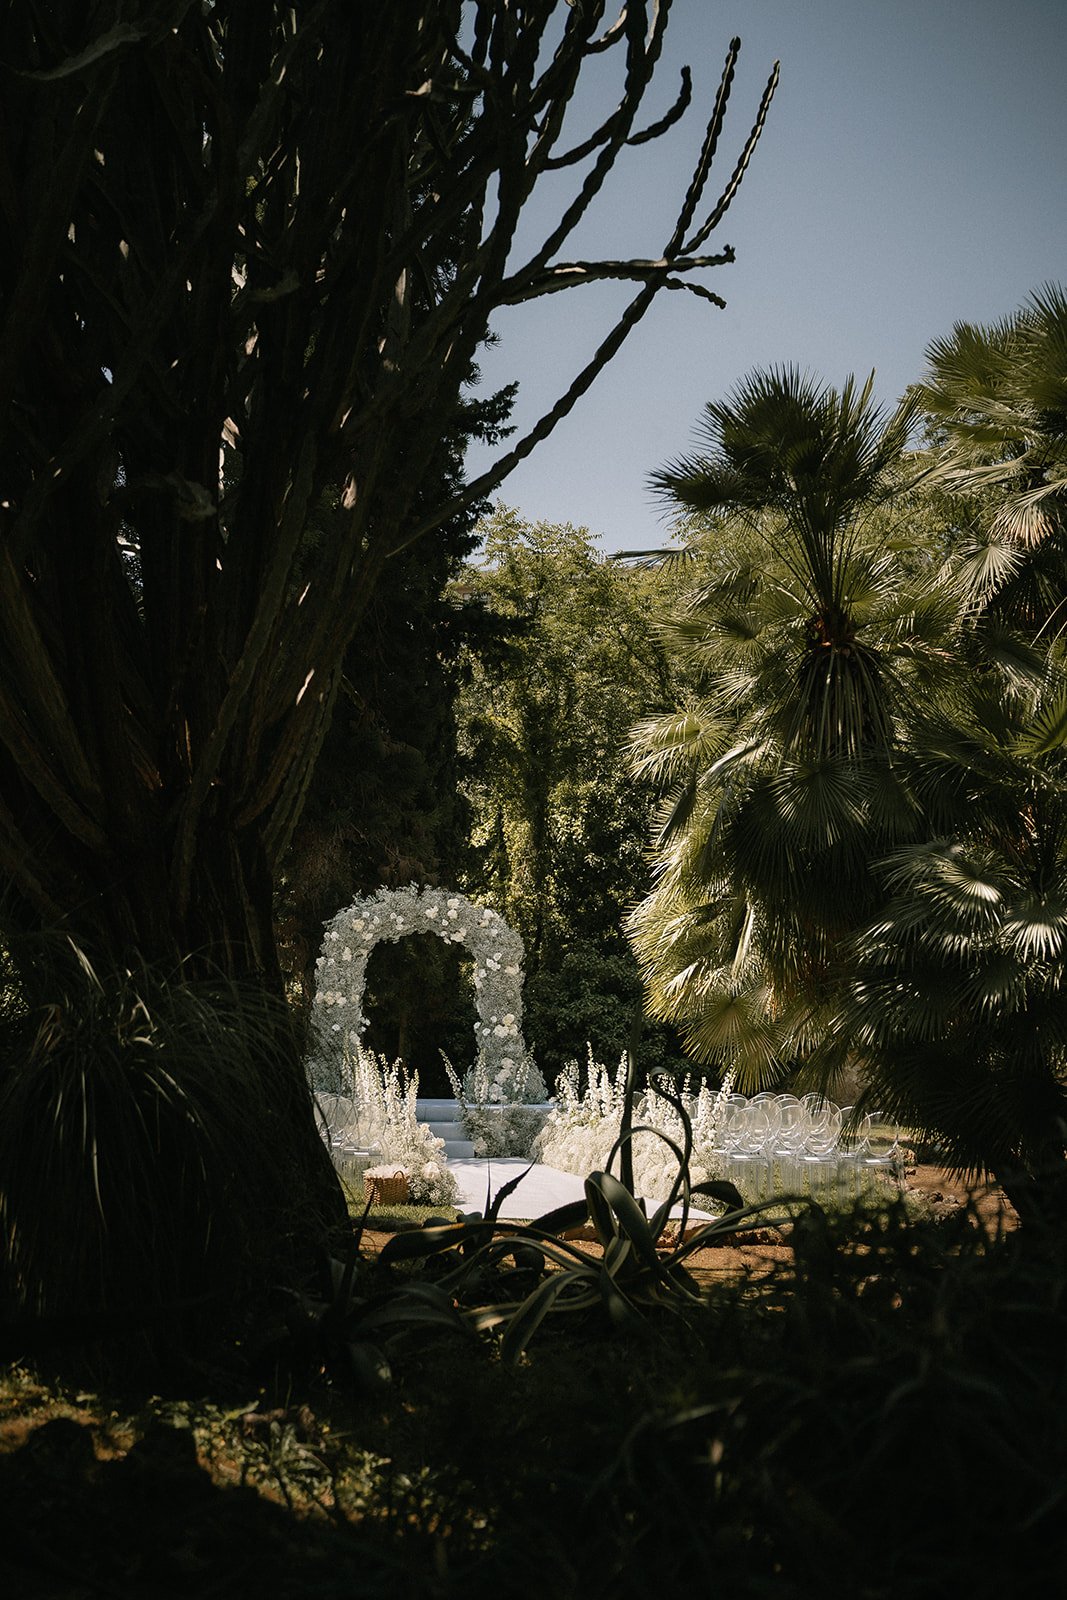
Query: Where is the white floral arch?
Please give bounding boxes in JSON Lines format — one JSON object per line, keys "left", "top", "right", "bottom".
{"left": 310, "top": 885, "right": 531, "bottom": 1095}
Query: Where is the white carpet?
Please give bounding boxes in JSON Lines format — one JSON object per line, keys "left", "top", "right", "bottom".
{"left": 447, "top": 1157, "right": 587, "bottom": 1219}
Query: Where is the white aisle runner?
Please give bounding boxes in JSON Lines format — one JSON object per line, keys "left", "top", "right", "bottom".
{"left": 446, "top": 1157, "right": 588, "bottom": 1219}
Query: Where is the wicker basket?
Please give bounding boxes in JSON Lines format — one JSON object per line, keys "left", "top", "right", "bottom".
{"left": 363, "top": 1166, "right": 410, "bottom": 1206}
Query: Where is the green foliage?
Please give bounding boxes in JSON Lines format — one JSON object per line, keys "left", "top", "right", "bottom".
{"left": 844, "top": 690, "right": 1067, "bottom": 1213}
{"left": 633, "top": 327, "right": 1067, "bottom": 1204}
{"left": 912, "top": 282, "right": 1067, "bottom": 554}
{"left": 360, "top": 1070, "right": 775, "bottom": 1367}
{"left": 457, "top": 509, "right": 688, "bottom": 1075}
{"left": 13, "top": 1189, "right": 1067, "bottom": 1596}
{"left": 631, "top": 368, "right": 952, "bottom": 1083}
{"left": 276, "top": 387, "right": 515, "bottom": 1065}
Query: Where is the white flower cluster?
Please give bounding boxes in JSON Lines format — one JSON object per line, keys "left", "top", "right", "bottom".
{"left": 406, "top": 1159, "right": 455, "bottom": 1208}
{"left": 316, "top": 1043, "right": 458, "bottom": 1208}
{"left": 444, "top": 1054, "right": 549, "bottom": 1157}
{"left": 308, "top": 885, "right": 528, "bottom": 1094}
{"left": 532, "top": 1049, "right": 734, "bottom": 1202}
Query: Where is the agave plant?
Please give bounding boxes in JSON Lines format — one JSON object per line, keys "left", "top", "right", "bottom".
{"left": 375, "top": 1075, "right": 785, "bottom": 1364}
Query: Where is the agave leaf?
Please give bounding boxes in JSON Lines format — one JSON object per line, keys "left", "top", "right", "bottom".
{"left": 464, "top": 1304, "right": 514, "bottom": 1335}
{"left": 601, "top": 1235, "right": 634, "bottom": 1278}
{"left": 377, "top": 1224, "right": 471, "bottom": 1265}
{"left": 486, "top": 1162, "right": 535, "bottom": 1223}
{"left": 531, "top": 1198, "right": 590, "bottom": 1235}
{"left": 587, "top": 1171, "right": 662, "bottom": 1270}
{"left": 598, "top": 1264, "right": 640, "bottom": 1328}
{"left": 475, "top": 1233, "right": 593, "bottom": 1273}
{"left": 346, "top": 1341, "right": 392, "bottom": 1393}
{"left": 584, "top": 1171, "right": 620, "bottom": 1244}
{"left": 355, "top": 1282, "right": 467, "bottom": 1335}
{"left": 500, "top": 1271, "right": 597, "bottom": 1366}
{"left": 356, "top": 1299, "right": 467, "bottom": 1334}
{"left": 669, "top": 1199, "right": 791, "bottom": 1265}
{"left": 688, "top": 1178, "right": 747, "bottom": 1213}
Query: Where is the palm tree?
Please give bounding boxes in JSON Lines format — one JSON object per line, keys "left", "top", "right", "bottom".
{"left": 911, "top": 283, "right": 1067, "bottom": 633}
{"left": 629, "top": 368, "right": 956, "bottom": 1085}
{"left": 846, "top": 685, "right": 1067, "bottom": 1224}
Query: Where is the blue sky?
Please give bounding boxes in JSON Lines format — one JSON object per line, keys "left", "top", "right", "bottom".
{"left": 464, "top": 0, "right": 1067, "bottom": 553}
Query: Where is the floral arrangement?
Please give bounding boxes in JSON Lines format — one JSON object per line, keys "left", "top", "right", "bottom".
{"left": 444, "top": 1051, "right": 549, "bottom": 1158}
{"left": 315, "top": 1042, "right": 458, "bottom": 1208}
{"left": 309, "top": 884, "right": 528, "bottom": 1094}
{"left": 532, "top": 1049, "right": 734, "bottom": 1202}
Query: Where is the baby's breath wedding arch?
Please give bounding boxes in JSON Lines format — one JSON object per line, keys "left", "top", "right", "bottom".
{"left": 310, "top": 886, "right": 544, "bottom": 1101}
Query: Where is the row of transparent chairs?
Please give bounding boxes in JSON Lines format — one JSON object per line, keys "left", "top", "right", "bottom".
{"left": 695, "top": 1092, "right": 901, "bottom": 1204}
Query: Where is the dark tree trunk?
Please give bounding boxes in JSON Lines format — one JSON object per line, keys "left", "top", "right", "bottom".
{"left": 0, "top": 3, "right": 775, "bottom": 1329}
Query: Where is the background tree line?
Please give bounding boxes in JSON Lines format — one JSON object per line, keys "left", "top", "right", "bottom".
{"left": 342, "top": 286, "right": 1067, "bottom": 1225}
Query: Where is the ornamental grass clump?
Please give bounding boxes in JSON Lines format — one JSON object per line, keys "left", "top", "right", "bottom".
{"left": 0, "top": 934, "right": 322, "bottom": 1333}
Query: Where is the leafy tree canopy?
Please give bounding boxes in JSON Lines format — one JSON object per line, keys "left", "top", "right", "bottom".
{"left": 456, "top": 507, "right": 689, "bottom": 1076}
{"left": 632, "top": 314, "right": 1067, "bottom": 1216}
